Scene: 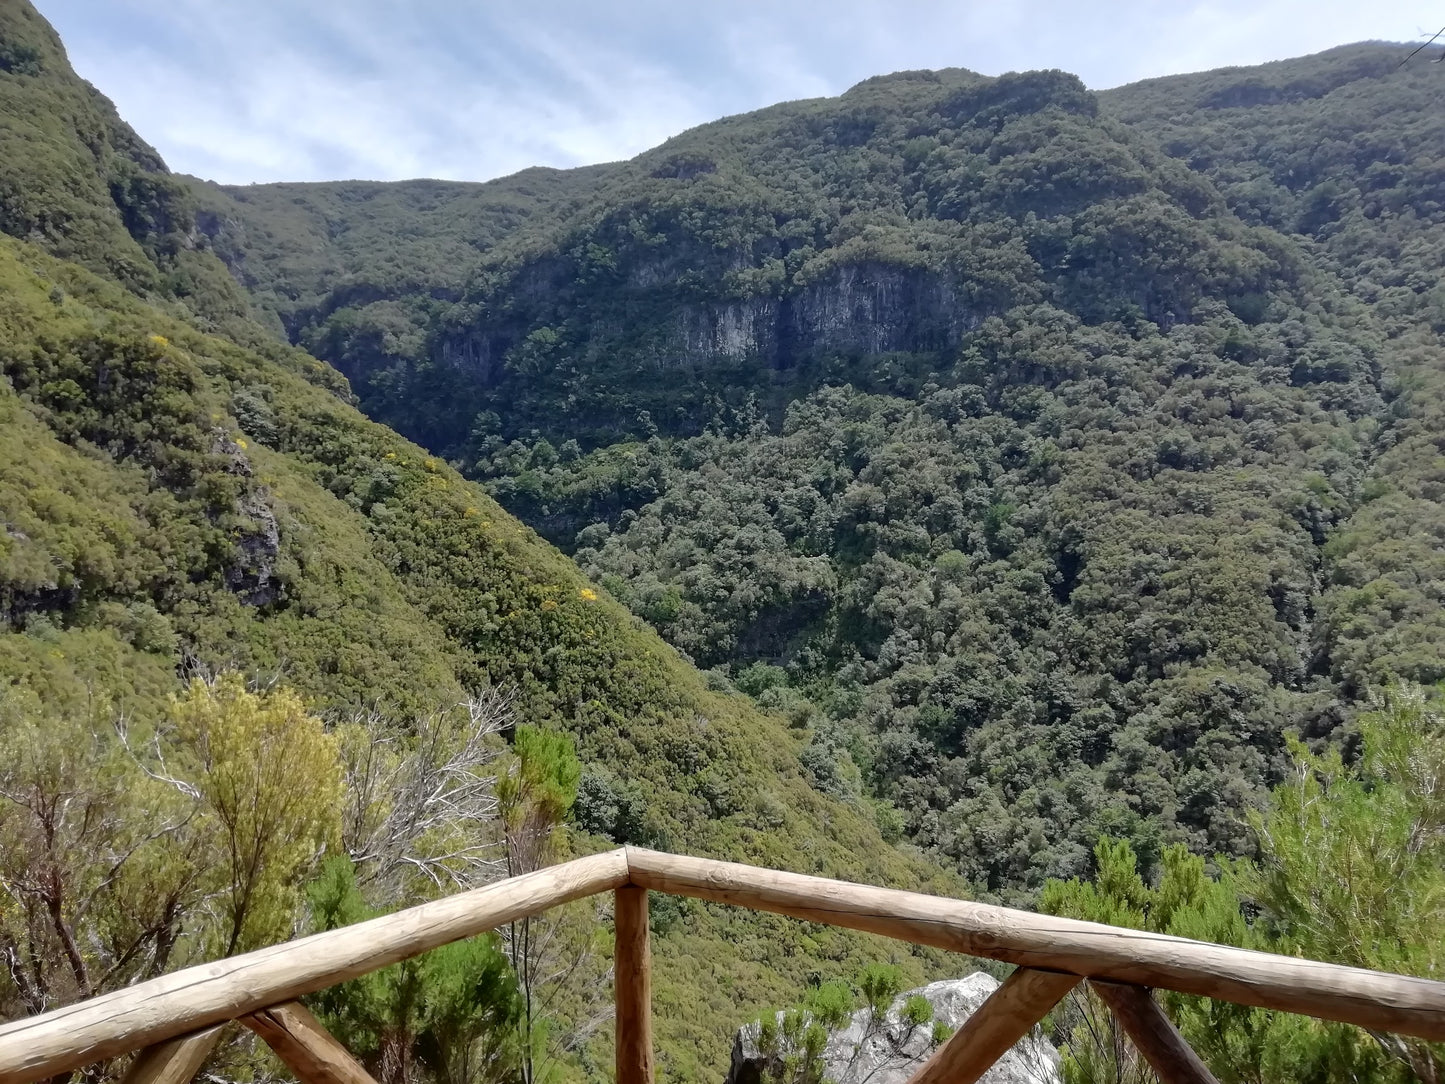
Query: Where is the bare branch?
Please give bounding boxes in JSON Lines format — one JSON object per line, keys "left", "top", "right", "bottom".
{"left": 1399, "top": 25, "right": 1445, "bottom": 66}
{"left": 341, "top": 688, "right": 514, "bottom": 897}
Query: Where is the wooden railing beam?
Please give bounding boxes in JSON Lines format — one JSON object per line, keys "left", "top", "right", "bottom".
{"left": 243, "top": 1001, "right": 378, "bottom": 1084}
{"left": 905, "top": 968, "right": 1078, "bottom": 1084}
{"left": 0, "top": 849, "right": 630, "bottom": 1083}
{"left": 623, "top": 848, "right": 1445, "bottom": 1042}
{"left": 5, "top": 847, "right": 1445, "bottom": 1084}
{"left": 614, "top": 886, "right": 653, "bottom": 1084}
{"left": 1091, "top": 981, "right": 1221, "bottom": 1084}
{"left": 119, "top": 1025, "right": 224, "bottom": 1084}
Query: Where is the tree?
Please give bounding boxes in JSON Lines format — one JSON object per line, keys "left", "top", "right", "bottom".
{"left": 1041, "top": 826, "right": 1419, "bottom": 1082}
{"left": 337, "top": 689, "right": 512, "bottom": 898}
{"left": 305, "top": 710, "right": 611, "bottom": 1084}
{"left": 308, "top": 691, "right": 523, "bottom": 1084}
{"left": 307, "top": 856, "right": 522, "bottom": 1084}
{"left": 0, "top": 671, "right": 346, "bottom": 1043}
{"left": 169, "top": 675, "right": 343, "bottom": 956}
{"left": 0, "top": 684, "right": 201, "bottom": 1014}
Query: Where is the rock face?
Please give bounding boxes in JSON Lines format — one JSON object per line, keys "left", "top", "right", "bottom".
{"left": 670, "top": 263, "right": 980, "bottom": 368}
{"left": 725, "top": 974, "right": 1060, "bottom": 1084}
{"left": 438, "top": 260, "right": 980, "bottom": 387}
{"left": 211, "top": 430, "right": 282, "bottom": 607}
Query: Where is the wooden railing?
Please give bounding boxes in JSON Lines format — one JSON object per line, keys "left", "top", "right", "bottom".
{"left": 1, "top": 847, "right": 1442, "bottom": 1084}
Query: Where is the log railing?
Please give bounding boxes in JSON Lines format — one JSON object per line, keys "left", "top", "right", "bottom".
{"left": 0, "top": 847, "right": 1441, "bottom": 1084}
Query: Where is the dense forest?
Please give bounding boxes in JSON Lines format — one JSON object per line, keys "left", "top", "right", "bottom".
{"left": 194, "top": 42, "right": 1445, "bottom": 898}
{"left": 2, "top": 0, "right": 1444, "bottom": 1080}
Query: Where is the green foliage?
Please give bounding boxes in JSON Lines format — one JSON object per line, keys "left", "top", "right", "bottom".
{"left": 1241, "top": 687, "right": 1445, "bottom": 1080}
{"left": 806, "top": 980, "right": 856, "bottom": 1032}
{"left": 1042, "top": 836, "right": 1393, "bottom": 1084}
{"left": 751, "top": 964, "right": 940, "bottom": 1084}
{"left": 899, "top": 995, "right": 932, "bottom": 1029}
{"left": 1043, "top": 683, "right": 1445, "bottom": 1084}
{"left": 553, "top": 345, "right": 1373, "bottom": 894}
{"left": 496, "top": 725, "right": 582, "bottom": 1084}
{"left": 182, "top": 40, "right": 1445, "bottom": 907}
{"left": 497, "top": 725, "right": 581, "bottom": 873}
{"left": 0, "top": 667, "right": 344, "bottom": 1030}
{"left": 0, "top": 0, "right": 264, "bottom": 335}
{"left": 169, "top": 674, "right": 343, "bottom": 955}
{"left": 0, "top": 677, "right": 195, "bottom": 1008}
{"left": 307, "top": 856, "right": 523, "bottom": 1084}
{"left": 8, "top": 8, "right": 1445, "bottom": 1079}
{"left": 572, "top": 766, "right": 657, "bottom": 846}
{"left": 857, "top": 962, "right": 905, "bottom": 1020}
{"left": 1247, "top": 687, "right": 1445, "bottom": 975}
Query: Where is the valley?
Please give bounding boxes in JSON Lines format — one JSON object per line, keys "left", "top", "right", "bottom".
{"left": 1, "top": 3, "right": 1442, "bottom": 1080}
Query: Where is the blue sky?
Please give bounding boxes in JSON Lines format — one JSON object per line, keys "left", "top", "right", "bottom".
{"left": 38, "top": 0, "right": 1445, "bottom": 186}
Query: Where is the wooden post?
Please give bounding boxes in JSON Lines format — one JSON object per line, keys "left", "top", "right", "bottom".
{"left": 905, "top": 968, "right": 1078, "bottom": 1084}
{"left": 119, "top": 1026, "right": 224, "bottom": 1084}
{"left": 1091, "top": 981, "right": 1221, "bottom": 1084}
{"left": 242, "top": 1001, "right": 380, "bottom": 1084}
{"left": 614, "top": 886, "right": 653, "bottom": 1084}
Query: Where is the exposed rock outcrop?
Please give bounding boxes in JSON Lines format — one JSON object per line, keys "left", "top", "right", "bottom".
{"left": 212, "top": 430, "right": 282, "bottom": 607}
{"left": 725, "top": 974, "right": 1060, "bottom": 1084}
{"left": 226, "top": 486, "right": 281, "bottom": 607}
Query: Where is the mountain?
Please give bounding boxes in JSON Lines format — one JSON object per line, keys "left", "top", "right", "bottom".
{"left": 0, "top": 5, "right": 961, "bottom": 1076}
{"left": 183, "top": 43, "right": 1445, "bottom": 899}
{"left": 201, "top": 66, "right": 1268, "bottom": 448}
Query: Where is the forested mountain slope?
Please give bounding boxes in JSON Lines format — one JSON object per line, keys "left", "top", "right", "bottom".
{"left": 197, "top": 44, "right": 1445, "bottom": 898}
{"left": 210, "top": 64, "right": 1282, "bottom": 448}
{"left": 0, "top": 5, "right": 962, "bottom": 1076}
{"left": 5, "top": 2, "right": 1445, "bottom": 1070}
{"left": 1100, "top": 42, "right": 1445, "bottom": 304}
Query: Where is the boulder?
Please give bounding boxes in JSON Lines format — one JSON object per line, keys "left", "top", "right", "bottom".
{"left": 724, "top": 973, "right": 1060, "bottom": 1084}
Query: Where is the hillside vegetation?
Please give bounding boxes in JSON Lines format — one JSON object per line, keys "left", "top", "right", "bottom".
{"left": 198, "top": 44, "right": 1445, "bottom": 899}
{"left": 0, "top": 5, "right": 962, "bottom": 1077}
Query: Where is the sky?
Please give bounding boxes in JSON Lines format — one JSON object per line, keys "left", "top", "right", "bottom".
{"left": 38, "top": 0, "right": 1445, "bottom": 187}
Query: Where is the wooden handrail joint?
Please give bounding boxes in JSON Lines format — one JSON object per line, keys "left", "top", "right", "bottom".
{"left": 622, "top": 848, "right": 1445, "bottom": 1042}
{"left": 1091, "top": 981, "right": 1221, "bottom": 1084}
{"left": 0, "top": 849, "right": 630, "bottom": 1083}
{"left": 243, "top": 1001, "right": 380, "bottom": 1084}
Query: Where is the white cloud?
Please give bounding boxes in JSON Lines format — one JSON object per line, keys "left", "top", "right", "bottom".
{"left": 34, "top": 0, "right": 1445, "bottom": 184}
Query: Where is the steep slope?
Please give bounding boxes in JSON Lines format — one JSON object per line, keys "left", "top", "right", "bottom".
{"left": 0, "top": 0, "right": 267, "bottom": 337}
{"left": 0, "top": 6, "right": 964, "bottom": 1076}
{"left": 1101, "top": 43, "right": 1445, "bottom": 703}
{"left": 190, "top": 167, "right": 617, "bottom": 341}
{"left": 0, "top": 234, "right": 963, "bottom": 1073}
{"left": 18, "top": 0, "right": 1444, "bottom": 922}
{"left": 215, "top": 66, "right": 1281, "bottom": 453}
